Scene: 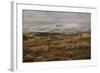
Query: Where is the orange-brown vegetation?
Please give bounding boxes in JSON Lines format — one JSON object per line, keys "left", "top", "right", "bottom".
{"left": 23, "top": 32, "right": 91, "bottom": 62}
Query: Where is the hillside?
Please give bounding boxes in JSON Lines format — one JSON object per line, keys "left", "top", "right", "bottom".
{"left": 23, "top": 32, "right": 91, "bottom": 62}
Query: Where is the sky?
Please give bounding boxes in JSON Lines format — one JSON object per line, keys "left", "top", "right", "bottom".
{"left": 23, "top": 10, "right": 91, "bottom": 34}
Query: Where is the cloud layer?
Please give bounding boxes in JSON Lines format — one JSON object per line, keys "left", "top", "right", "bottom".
{"left": 23, "top": 10, "right": 91, "bottom": 34}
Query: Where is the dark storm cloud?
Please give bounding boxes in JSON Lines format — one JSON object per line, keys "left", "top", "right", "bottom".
{"left": 23, "top": 10, "right": 91, "bottom": 33}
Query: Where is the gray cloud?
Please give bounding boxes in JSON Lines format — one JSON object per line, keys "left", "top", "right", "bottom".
{"left": 23, "top": 10, "right": 91, "bottom": 34}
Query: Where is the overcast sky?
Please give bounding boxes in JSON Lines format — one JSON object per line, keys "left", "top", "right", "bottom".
{"left": 23, "top": 10, "right": 91, "bottom": 34}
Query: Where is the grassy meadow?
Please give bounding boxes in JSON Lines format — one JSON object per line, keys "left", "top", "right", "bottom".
{"left": 23, "top": 32, "right": 91, "bottom": 62}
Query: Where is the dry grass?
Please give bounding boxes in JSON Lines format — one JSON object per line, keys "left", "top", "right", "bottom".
{"left": 23, "top": 32, "right": 91, "bottom": 62}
